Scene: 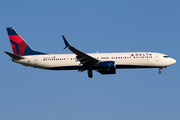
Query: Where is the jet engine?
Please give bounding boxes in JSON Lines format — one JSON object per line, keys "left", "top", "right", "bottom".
{"left": 98, "top": 61, "right": 116, "bottom": 74}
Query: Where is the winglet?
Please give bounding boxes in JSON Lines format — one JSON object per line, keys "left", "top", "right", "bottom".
{"left": 62, "top": 35, "right": 71, "bottom": 50}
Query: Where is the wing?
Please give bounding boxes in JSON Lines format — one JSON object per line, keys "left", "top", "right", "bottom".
{"left": 62, "top": 35, "right": 99, "bottom": 65}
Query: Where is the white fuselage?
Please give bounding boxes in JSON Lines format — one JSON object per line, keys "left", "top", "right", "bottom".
{"left": 14, "top": 52, "right": 176, "bottom": 70}
{"left": 6, "top": 27, "right": 176, "bottom": 77}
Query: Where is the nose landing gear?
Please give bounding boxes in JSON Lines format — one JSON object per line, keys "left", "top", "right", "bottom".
{"left": 158, "top": 70, "right": 162, "bottom": 74}
{"left": 158, "top": 67, "right": 162, "bottom": 74}
{"left": 158, "top": 66, "right": 167, "bottom": 74}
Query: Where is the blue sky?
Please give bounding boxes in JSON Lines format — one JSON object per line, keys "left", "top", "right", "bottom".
{"left": 1, "top": 0, "right": 180, "bottom": 120}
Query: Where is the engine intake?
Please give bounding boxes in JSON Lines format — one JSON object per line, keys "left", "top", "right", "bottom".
{"left": 98, "top": 61, "right": 116, "bottom": 74}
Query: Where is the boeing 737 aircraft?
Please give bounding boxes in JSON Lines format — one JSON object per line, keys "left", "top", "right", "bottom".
{"left": 5, "top": 27, "right": 176, "bottom": 78}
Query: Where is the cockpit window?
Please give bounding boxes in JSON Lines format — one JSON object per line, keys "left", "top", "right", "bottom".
{"left": 163, "top": 56, "right": 170, "bottom": 58}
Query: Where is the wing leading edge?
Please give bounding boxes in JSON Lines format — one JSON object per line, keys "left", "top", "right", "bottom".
{"left": 62, "top": 35, "right": 99, "bottom": 65}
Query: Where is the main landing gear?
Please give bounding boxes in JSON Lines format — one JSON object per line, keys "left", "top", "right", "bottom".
{"left": 88, "top": 69, "right": 93, "bottom": 78}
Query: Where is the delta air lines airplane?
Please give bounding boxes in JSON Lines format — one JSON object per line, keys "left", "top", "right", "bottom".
{"left": 5, "top": 27, "right": 176, "bottom": 78}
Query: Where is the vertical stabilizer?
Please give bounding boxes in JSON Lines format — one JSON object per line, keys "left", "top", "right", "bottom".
{"left": 6, "top": 27, "right": 46, "bottom": 56}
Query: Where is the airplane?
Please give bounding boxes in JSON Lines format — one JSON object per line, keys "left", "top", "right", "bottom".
{"left": 5, "top": 27, "right": 176, "bottom": 78}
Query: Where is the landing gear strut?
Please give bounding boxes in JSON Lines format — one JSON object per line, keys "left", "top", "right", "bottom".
{"left": 158, "top": 66, "right": 167, "bottom": 74}
{"left": 88, "top": 69, "right": 93, "bottom": 78}
{"left": 158, "top": 67, "right": 163, "bottom": 74}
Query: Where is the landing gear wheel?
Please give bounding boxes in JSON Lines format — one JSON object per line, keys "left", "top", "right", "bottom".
{"left": 88, "top": 70, "right": 93, "bottom": 78}
{"left": 88, "top": 73, "right": 93, "bottom": 78}
{"left": 158, "top": 71, "right": 161, "bottom": 74}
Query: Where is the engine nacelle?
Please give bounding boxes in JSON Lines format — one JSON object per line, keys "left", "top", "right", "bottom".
{"left": 98, "top": 69, "right": 116, "bottom": 74}
{"left": 98, "top": 61, "right": 116, "bottom": 74}
{"left": 99, "top": 61, "right": 115, "bottom": 69}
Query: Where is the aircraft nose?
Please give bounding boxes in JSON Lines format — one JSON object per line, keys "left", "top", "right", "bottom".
{"left": 170, "top": 58, "right": 176, "bottom": 65}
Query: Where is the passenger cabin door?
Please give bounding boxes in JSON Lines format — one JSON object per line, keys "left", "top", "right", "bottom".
{"left": 156, "top": 55, "right": 159, "bottom": 62}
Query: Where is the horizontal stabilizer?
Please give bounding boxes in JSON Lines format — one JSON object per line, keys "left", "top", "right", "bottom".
{"left": 4, "top": 51, "right": 24, "bottom": 60}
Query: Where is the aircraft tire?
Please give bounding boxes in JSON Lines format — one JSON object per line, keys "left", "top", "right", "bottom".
{"left": 88, "top": 70, "right": 93, "bottom": 78}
